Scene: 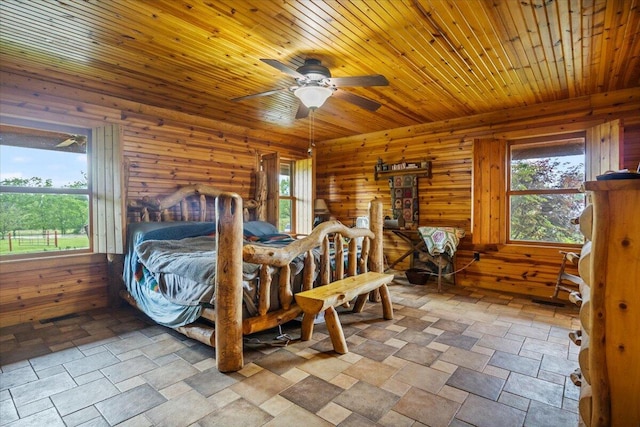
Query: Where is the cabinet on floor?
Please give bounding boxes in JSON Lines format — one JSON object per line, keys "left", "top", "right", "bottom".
{"left": 574, "top": 179, "right": 640, "bottom": 426}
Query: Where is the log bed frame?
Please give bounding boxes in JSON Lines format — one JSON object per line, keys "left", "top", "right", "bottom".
{"left": 123, "top": 186, "right": 386, "bottom": 372}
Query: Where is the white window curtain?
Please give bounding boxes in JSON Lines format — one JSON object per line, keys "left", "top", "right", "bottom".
{"left": 91, "top": 124, "right": 125, "bottom": 254}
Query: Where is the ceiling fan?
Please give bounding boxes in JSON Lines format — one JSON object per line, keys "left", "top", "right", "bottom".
{"left": 56, "top": 134, "right": 87, "bottom": 148}
{"left": 232, "top": 58, "right": 389, "bottom": 119}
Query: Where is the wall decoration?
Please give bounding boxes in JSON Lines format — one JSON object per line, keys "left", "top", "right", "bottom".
{"left": 389, "top": 174, "right": 418, "bottom": 228}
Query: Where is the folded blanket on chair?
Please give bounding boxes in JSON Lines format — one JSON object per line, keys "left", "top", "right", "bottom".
{"left": 417, "top": 226, "right": 465, "bottom": 257}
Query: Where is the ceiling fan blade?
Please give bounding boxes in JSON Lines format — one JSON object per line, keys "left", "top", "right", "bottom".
{"left": 260, "top": 59, "right": 305, "bottom": 79}
{"left": 327, "top": 75, "right": 389, "bottom": 87}
{"left": 56, "top": 138, "right": 75, "bottom": 147}
{"left": 295, "top": 103, "right": 309, "bottom": 119}
{"left": 231, "top": 88, "right": 289, "bottom": 102}
{"left": 332, "top": 90, "right": 382, "bottom": 111}
{"left": 55, "top": 135, "right": 87, "bottom": 148}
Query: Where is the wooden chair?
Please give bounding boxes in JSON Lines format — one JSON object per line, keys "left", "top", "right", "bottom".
{"left": 551, "top": 250, "right": 585, "bottom": 304}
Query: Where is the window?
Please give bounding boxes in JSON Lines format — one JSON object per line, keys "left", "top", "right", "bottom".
{"left": 263, "top": 153, "right": 312, "bottom": 234}
{"left": 0, "top": 123, "right": 90, "bottom": 257}
{"left": 278, "top": 161, "right": 294, "bottom": 232}
{"left": 473, "top": 122, "right": 620, "bottom": 246}
{"left": 508, "top": 136, "right": 585, "bottom": 244}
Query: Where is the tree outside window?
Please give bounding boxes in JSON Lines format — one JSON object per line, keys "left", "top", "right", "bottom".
{"left": 278, "top": 161, "right": 294, "bottom": 233}
{"left": 508, "top": 137, "right": 585, "bottom": 244}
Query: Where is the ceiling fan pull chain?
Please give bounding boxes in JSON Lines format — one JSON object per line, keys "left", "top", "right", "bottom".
{"left": 311, "top": 110, "right": 315, "bottom": 147}
{"left": 307, "top": 109, "right": 317, "bottom": 157}
{"left": 307, "top": 111, "right": 312, "bottom": 156}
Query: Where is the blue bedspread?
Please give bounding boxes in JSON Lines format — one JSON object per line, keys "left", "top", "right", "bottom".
{"left": 123, "top": 221, "right": 298, "bottom": 328}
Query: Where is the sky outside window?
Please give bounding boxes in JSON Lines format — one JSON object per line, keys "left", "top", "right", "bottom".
{"left": 1, "top": 145, "right": 87, "bottom": 187}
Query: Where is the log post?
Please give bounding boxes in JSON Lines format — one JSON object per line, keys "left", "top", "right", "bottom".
{"left": 335, "top": 233, "right": 344, "bottom": 280}
{"left": 302, "top": 250, "right": 315, "bottom": 291}
{"left": 181, "top": 199, "right": 189, "bottom": 221}
{"left": 369, "top": 200, "right": 384, "bottom": 302}
{"left": 348, "top": 238, "right": 358, "bottom": 277}
{"left": 199, "top": 194, "right": 207, "bottom": 221}
{"left": 369, "top": 200, "right": 384, "bottom": 273}
{"left": 215, "top": 193, "right": 244, "bottom": 372}
{"left": 258, "top": 265, "right": 273, "bottom": 316}
{"left": 255, "top": 170, "right": 267, "bottom": 221}
{"left": 321, "top": 236, "right": 331, "bottom": 285}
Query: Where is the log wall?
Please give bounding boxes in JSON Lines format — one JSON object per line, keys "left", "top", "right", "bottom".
{"left": 0, "top": 255, "right": 109, "bottom": 327}
{"left": 0, "top": 73, "right": 306, "bottom": 327}
{"left": 316, "top": 87, "right": 640, "bottom": 298}
{"left": 0, "top": 73, "right": 638, "bottom": 327}
{"left": 624, "top": 124, "right": 640, "bottom": 171}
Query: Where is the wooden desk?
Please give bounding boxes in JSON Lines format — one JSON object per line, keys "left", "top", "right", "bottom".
{"left": 385, "top": 228, "right": 456, "bottom": 291}
{"left": 385, "top": 229, "right": 424, "bottom": 270}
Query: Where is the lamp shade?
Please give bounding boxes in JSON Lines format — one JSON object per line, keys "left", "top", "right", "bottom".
{"left": 314, "top": 198, "right": 330, "bottom": 214}
{"left": 294, "top": 86, "right": 333, "bottom": 109}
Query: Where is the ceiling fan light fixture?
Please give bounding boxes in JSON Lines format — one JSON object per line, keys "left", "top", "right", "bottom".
{"left": 294, "top": 86, "right": 333, "bottom": 109}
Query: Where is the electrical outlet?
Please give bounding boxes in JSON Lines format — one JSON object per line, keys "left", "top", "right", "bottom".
{"left": 473, "top": 252, "right": 480, "bottom": 261}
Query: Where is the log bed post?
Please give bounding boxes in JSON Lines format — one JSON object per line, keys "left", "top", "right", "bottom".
{"left": 215, "top": 193, "right": 244, "bottom": 372}
{"left": 369, "top": 200, "right": 384, "bottom": 272}
{"left": 368, "top": 200, "right": 384, "bottom": 302}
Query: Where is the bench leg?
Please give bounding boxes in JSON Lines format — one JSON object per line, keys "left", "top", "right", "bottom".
{"left": 300, "top": 313, "right": 315, "bottom": 341}
{"left": 378, "top": 284, "right": 393, "bottom": 320}
{"left": 378, "top": 283, "right": 394, "bottom": 320}
{"left": 324, "top": 306, "right": 348, "bottom": 354}
{"left": 352, "top": 285, "right": 394, "bottom": 319}
{"left": 353, "top": 294, "right": 368, "bottom": 313}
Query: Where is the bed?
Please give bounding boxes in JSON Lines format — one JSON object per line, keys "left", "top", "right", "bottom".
{"left": 122, "top": 185, "right": 385, "bottom": 372}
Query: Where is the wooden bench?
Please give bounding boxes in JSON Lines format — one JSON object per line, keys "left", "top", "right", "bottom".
{"left": 295, "top": 271, "right": 394, "bottom": 354}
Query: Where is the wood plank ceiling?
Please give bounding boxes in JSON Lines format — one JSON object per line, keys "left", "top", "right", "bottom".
{"left": 1, "top": 0, "right": 638, "bottom": 145}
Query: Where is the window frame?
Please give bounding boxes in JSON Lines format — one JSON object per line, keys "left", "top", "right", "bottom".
{"left": 0, "top": 119, "right": 92, "bottom": 259}
{"left": 506, "top": 133, "right": 586, "bottom": 247}
{"left": 278, "top": 159, "right": 296, "bottom": 233}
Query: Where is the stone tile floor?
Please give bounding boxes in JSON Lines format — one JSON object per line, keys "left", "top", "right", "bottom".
{"left": 0, "top": 275, "right": 581, "bottom": 426}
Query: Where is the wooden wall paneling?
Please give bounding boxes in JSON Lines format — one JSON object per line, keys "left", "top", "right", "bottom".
{"left": 0, "top": 84, "right": 124, "bottom": 127}
{"left": 320, "top": 88, "right": 640, "bottom": 151}
{"left": 623, "top": 125, "right": 640, "bottom": 171}
{"left": 0, "top": 267, "right": 108, "bottom": 300}
{"left": 1, "top": 77, "right": 638, "bottom": 325}
{"left": 123, "top": 122, "right": 271, "bottom": 202}
{"left": 586, "top": 119, "right": 622, "bottom": 180}
{"left": 471, "top": 138, "right": 505, "bottom": 244}
{"left": 0, "top": 254, "right": 109, "bottom": 327}
{"left": 0, "top": 78, "right": 308, "bottom": 327}
{"left": 472, "top": 139, "right": 491, "bottom": 244}
{"left": 316, "top": 90, "right": 640, "bottom": 297}
{"left": 490, "top": 139, "right": 507, "bottom": 244}
{"left": 0, "top": 72, "right": 309, "bottom": 149}
{"left": 455, "top": 244, "right": 574, "bottom": 298}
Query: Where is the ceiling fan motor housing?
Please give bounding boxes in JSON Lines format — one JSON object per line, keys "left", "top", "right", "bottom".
{"left": 296, "top": 59, "right": 331, "bottom": 82}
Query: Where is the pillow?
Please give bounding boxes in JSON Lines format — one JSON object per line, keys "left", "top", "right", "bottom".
{"left": 139, "top": 222, "right": 217, "bottom": 242}
{"left": 243, "top": 220, "right": 279, "bottom": 237}
{"left": 245, "top": 233, "right": 293, "bottom": 243}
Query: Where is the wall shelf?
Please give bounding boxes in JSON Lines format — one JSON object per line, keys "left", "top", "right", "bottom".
{"left": 374, "top": 160, "right": 431, "bottom": 181}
